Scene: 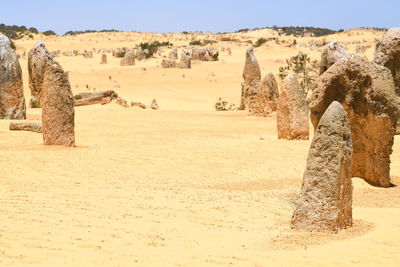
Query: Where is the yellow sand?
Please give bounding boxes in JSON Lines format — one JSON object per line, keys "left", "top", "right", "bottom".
{"left": 1, "top": 29, "right": 399, "bottom": 266}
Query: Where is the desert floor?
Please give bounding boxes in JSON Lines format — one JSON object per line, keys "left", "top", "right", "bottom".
{"left": 1, "top": 29, "right": 399, "bottom": 266}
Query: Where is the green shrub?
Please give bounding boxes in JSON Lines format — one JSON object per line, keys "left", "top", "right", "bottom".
{"left": 64, "top": 29, "right": 120, "bottom": 36}
{"left": 42, "top": 30, "right": 56, "bottom": 36}
{"left": 189, "top": 40, "right": 202, "bottom": 46}
{"left": 202, "top": 39, "right": 216, "bottom": 46}
{"left": 212, "top": 52, "right": 219, "bottom": 61}
{"left": 190, "top": 40, "right": 217, "bottom": 46}
{"left": 254, "top": 38, "right": 268, "bottom": 47}
{"left": 138, "top": 41, "right": 172, "bottom": 58}
{"left": 236, "top": 28, "right": 249, "bottom": 33}
{"left": 29, "top": 98, "right": 41, "bottom": 108}
{"left": 279, "top": 52, "right": 319, "bottom": 94}
{"left": 9, "top": 39, "right": 16, "bottom": 50}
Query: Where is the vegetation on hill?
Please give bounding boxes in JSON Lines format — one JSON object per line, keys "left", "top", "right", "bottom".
{"left": 272, "top": 26, "right": 336, "bottom": 37}
{"left": 0, "top": 23, "right": 57, "bottom": 48}
{"left": 235, "top": 26, "right": 339, "bottom": 37}
{"left": 138, "top": 41, "right": 172, "bottom": 58}
{"left": 189, "top": 39, "right": 217, "bottom": 46}
{"left": 64, "top": 29, "right": 120, "bottom": 36}
{"left": 42, "top": 30, "right": 57, "bottom": 36}
{"left": 0, "top": 24, "right": 39, "bottom": 39}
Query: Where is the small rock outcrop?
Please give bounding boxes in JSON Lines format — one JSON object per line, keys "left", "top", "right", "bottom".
{"left": 29, "top": 41, "right": 75, "bottom": 146}
{"left": 62, "top": 50, "right": 74, "bottom": 57}
{"left": 191, "top": 47, "right": 219, "bottom": 61}
{"left": 136, "top": 48, "right": 145, "bottom": 60}
{"left": 310, "top": 55, "right": 399, "bottom": 187}
{"left": 374, "top": 28, "right": 400, "bottom": 95}
{"left": 291, "top": 101, "right": 353, "bottom": 233}
{"left": 150, "top": 99, "right": 159, "bottom": 110}
{"left": 83, "top": 50, "right": 93, "bottom": 58}
{"left": 28, "top": 41, "right": 47, "bottom": 106}
{"left": 177, "top": 51, "right": 191, "bottom": 69}
{"left": 100, "top": 54, "right": 107, "bottom": 64}
{"left": 161, "top": 59, "right": 176, "bottom": 68}
{"left": 248, "top": 72, "right": 279, "bottom": 116}
{"left": 240, "top": 46, "right": 261, "bottom": 110}
{"left": 277, "top": 74, "right": 309, "bottom": 140}
{"left": 320, "top": 41, "right": 349, "bottom": 75}
{"left": 0, "top": 34, "right": 26, "bottom": 119}
{"left": 169, "top": 48, "right": 178, "bottom": 60}
{"left": 120, "top": 50, "right": 135, "bottom": 66}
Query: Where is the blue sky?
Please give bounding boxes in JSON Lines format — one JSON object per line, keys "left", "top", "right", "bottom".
{"left": 2, "top": 0, "right": 398, "bottom": 34}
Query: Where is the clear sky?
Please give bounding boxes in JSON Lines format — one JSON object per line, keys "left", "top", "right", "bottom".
{"left": 2, "top": 0, "right": 398, "bottom": 34}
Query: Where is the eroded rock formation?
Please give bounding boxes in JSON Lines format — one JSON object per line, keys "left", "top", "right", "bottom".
{"left": 291, "top": 101, "right": 353, "bottom": 233}
{"left": 248, "top": 72, "right": 279, "bottom": 116}
{"left": 277, "top": 74, "right": 309, "bottom": 140}
{"left": 29, "top": 41, "right": 75, "bottom": 146}
{"left": 310, "top": 55, "right": 399, "bottom": 187}
{"left": 0, "top": 34, "right": 26, "bottom": 119}
{"left": 240, "top": 46, "right": 261, "bottom": 110}
{"left": 320, "top": 41, "right": 349, "bottom": 75}
{"left": 120, "top": 50, "right": 135, "bottom": 66}
{"left": 374, "top": 28, "right": 400, "bottom": 95}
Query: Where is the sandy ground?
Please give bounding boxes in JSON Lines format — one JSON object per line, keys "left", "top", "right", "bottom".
{"left": 1, "top": 29, "right": 400, "bottom": 266}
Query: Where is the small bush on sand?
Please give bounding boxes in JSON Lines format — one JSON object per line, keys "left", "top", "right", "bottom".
{"left": 215, "top": 98, "right": 237, "bottom": 111}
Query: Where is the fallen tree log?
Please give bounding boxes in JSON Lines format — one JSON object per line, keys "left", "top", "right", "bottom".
{"left": 74, "top": 90, "right": 118, "bottom": 107}
{"left": 9, "top": 120, "right": 42, "bottom": 133}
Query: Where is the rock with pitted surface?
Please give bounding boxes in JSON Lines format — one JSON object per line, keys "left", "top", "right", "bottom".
{"left": 320, "top": 41, "right": 349, "bottom": 75}
{"left": 240, "top": 46, "right": 261, "bottom": 110}
{"left": 277, "top": 74, "right": 309, "bottom": 140}
{"left": 177, "top": 51, "right": 191, "bottom": 69}
{"left": 374, "top": 28, "right": 400, "bottom": 95}
{"left": 291, "top": 101, "right": 353, "bottom": 233}
{"left": 136, "top": 48, "right": 145, "bottom": 60}
{"left": 29, "top": 41, "right": 75, "bottom": 146}
{"left": 191, "top": 47, "right": 219, "bottom": 62}
{"left": 150, "top": 99, "right": 159, "bottom": 110}
{"left": 310, "top": 55, "right": 399, "bottom": 187}
{"left": 169, "top": 48, "right": 178, "bottom": 60}
{"left": 28, "top": 41, "right": 48, "bottom": 107}
{"left": 120, "top": 50, "right": 135, "bottom": 66}
{"left": 0, "top": 34, "right": 26, "bottom": 119}
{"left": 249, "top": 72, "right": 279, "bottom": 116}
{"left": 161, "top": 59, "right": 176, "bottom": 68}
